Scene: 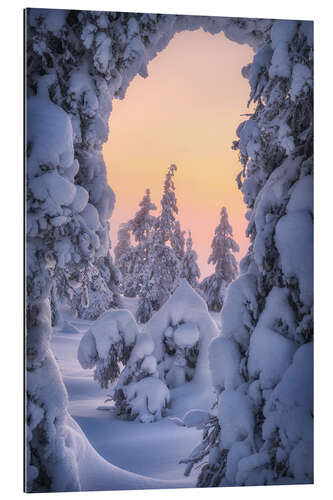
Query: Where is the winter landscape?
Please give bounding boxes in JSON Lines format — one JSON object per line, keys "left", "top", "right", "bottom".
{"left": 25, "top": 8, "right": 313, "bottom": 493}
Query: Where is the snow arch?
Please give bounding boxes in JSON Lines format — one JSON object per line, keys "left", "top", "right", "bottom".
{"left": 26, "top": 9, "right": 313, "bottom": 491}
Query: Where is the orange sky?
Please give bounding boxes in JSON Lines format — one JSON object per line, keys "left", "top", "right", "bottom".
{"left": 103, "top": 28, "right": 254, "bottom": 278}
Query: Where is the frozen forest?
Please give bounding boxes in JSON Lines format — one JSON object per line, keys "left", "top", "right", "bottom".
{"left": 25, "top": 8, "right": 313, "bottom": 493}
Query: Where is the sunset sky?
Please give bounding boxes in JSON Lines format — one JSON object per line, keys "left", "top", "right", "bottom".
{"left": 103, "top": 28, "right": 254, "bottom": 277}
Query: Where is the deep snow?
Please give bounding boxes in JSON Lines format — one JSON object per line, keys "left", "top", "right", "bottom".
{"left": 51, "top": 296, "right": 219, "bottom": 487}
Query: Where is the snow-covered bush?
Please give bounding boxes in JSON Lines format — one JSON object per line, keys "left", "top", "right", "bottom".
{"left": 200, "top": 207, "right": 239, "bottom": 311}
{"left": 116, "top": 377, "right": 170, "bottom": 424}
{"left": 78, "top": 309, "right": 138, "bottom": 388}
{"left": 144, "top": 280, "right": 219, "bottom": 388}
{"left": 108, "top": 281, "right": 218, "bottom": 423}
{"left": 110, "top": 331, "right": 169, "bottom": 422}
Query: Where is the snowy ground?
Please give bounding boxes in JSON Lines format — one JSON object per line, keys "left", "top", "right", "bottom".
{"left": 51, "top": 297, "right": 221, "bottom": 488}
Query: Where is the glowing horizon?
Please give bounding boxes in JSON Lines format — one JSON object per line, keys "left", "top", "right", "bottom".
{"left": 103, "top": 29, "right": 254, "bottom": 278}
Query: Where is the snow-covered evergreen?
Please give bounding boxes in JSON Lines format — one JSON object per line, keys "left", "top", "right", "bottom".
{"left": 139, "top": 165, "right": 182, "bottom": 313}
{"left": 136, "top": 265, "right": 154, "bottom": 324}
{"left": 74, "top": 254, "right": 121, "bottom": 320}
{"left": 114, "top": 223, "right": 132, "bottom": 276}
{"left": 78, "top": 309, "right": 138, "bottom": 388}
{"left": 25, "top": 8, "right": 312, "bottom": 491}
{"left": 157, "top": 163, "right": 179, "bottom": 245}
{"left": 180, "top": 231, "right": 201, "bottom": 288}
{"left": 171, "top": 220, "right": 186, "bottom": 261}
{"left": 185, "top": 20, "right": 313, "bottom": 487}
{"left": 129, "top": 188, "right": 157, "bottom": 244}
{"left": 200, "top": 207, "right": 239, "bottom": 311}
{"left": 143, "top": 280, "right": 219, "bottom": 389}
{"left": 119, "top": 189, "right": 157, "bottom": 299}
{"left": 114, "top": 223, "right": 138, "bottom": 297}
{"left": 110, "top": 333, "right": 170, "bottom": 423}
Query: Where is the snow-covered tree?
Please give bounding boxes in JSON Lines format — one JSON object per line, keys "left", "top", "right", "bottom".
{"left": 111, "top": 280, "right": 218, "bottom": 422}
{"left": 129, "top": 188, "right": 157, "bottom": 244}
{"left": 136, "top": 165, "right": 182, "bottom": 314}
{"left": 115, "top": 190, "right": 157, "bottom": 298}
{"left": 78, "top": 310, "right": 169, "bottom": 423}
{"left": 110, "top": 333, "right": 170, "bottom": 423}
{"left": 73, "top": 254, "right": 121, "bottom": 320}
{"left": 143, "top": 280, "right": 219, "bottom": 390}
{"left": 78, "top": 309, "right": 138, "bottom": 388}
{"left": 158, "top": 163, "right": 178, "bottom": 245}
{"left": 185, "top": 20, "right": 313, "bottom": 487}
{"left": 171, "top": 220, "right": 185, "bottom": 261}
{"left": 135, "top": 166, "right": 184, "bottom": 321}
{"left": 200, "top": 207, "right": 239, "bottom": 311}
{"left": 180, "top": 231, "right": 201, "bottom": 288}
{"left": 98, "top": 253, "right": 122, "bottom": 308}
{"left": 25, "top": 8, "right": 312, "bottom": 491}
{"left": 114, "top": 223, "right": 137, "bottom": 297}
{"left": 136, "top": 265, "right": 154, "bottom": 324}
{"left": 114, "top": 223, "right": 132, "bottom": 277}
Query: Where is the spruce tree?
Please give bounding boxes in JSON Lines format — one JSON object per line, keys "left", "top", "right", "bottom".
{"left": 138, "top": 165, "right": 181, "bottom": 315}
{"left": 171, "top": 220, "right": 185, "bottom": 261}
{"left": 201, "top": 207, "right": 239, "bottom": 311}
{"left": 114, "top": 223, "right": 138, "bottom": 297}
{"left": 129, "top": 188, "right": 157, "bottom": 244}
{"left": 185, "top": 20, "right": 313, "bottom": 488}
{"left": 116, "top": 189, "right": 157, "bottom": 298}
{"left": 181, "top": 231, "right": 201, "bottom": 288}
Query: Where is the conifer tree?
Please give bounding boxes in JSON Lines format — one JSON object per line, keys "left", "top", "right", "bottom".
{"left": 201, "top": 207, "right": 239, "bottom": 311}
{"left": 115, "top": 190, "right": 157, "bottom": 298}
{"left": 171, "top": 221, "right": 185, "bottom": 261}
{"left": 185, "top": 20, "right": 313, "bottom": 488}
{"left": 114, "top": 223, "right": 137, "bottom": 297}
{"left": 129, "top": 188, "right": 157, "bottom": 244}
{"left": 136, "top": 165, "right": 184, "bottom": 321}
{"left": 181, "top": 231, "right": 201, "bottom": 288}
